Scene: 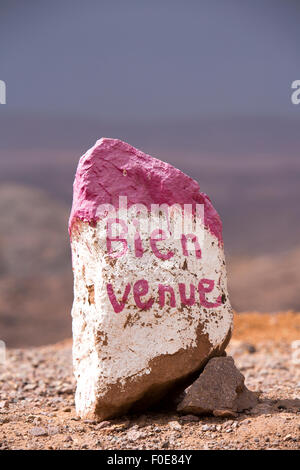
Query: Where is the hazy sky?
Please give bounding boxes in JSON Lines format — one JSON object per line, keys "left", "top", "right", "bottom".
{"left": 1, "top": 0, "right": 300, "bottom": 121}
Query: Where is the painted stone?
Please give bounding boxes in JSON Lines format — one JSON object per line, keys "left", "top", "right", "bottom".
{"left": 69, "top": 138, "right": 233, "bottom": 420}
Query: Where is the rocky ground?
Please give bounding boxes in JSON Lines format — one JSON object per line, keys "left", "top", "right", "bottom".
{"left": 0, "top": 312, "right": 300, "bottom": 450}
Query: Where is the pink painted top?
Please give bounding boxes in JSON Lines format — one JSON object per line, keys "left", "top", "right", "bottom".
{"left": 69, "top": 138, "right": 223, "bottom": 244}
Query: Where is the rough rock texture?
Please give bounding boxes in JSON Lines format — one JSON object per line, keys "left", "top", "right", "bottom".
{"left": 69, "top": 138, "right": 233, "bottom": 420}
{"left": 177, "top": 356, "right": 259, "bottom": 415}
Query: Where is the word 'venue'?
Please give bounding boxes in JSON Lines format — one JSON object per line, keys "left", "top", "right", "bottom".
{"left": 107, "top": 278, "right": 222, "bottom": 313}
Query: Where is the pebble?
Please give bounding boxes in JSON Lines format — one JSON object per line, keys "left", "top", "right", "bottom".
{"left": 29, "top": 427, "right": 48, "bottom": 437}
{"left": 168, "top": 421, "right": 182, "bottom": 431}
{"left": 180, "top": 414, "right": 199, "bottom": 422}
{"left": 95, "top": 420, "right": 110, "bottom": 430}
{"left": 0, "top": 400, "right": 9, "bottom": 409}
{"left": 202, "top": 424, "right": 210, "bottom": 431}
{"left": 126, "top": 430, "right": 142, "bottom": 442}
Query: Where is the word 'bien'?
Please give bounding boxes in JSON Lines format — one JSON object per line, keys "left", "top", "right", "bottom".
{"left": 107, "top": 278, "right": 222, "bottom": 313}
{"left": 107, "top": 220, "right": 202, "bottom": 260}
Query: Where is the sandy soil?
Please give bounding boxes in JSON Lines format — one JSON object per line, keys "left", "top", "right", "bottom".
{"left": 0, "top": 312, "right": 300, "bottom": 450}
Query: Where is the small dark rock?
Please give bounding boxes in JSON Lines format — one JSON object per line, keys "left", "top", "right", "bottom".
{"left": 275, "top": 399, "right": 300, "bottom": 410}
{"left": 177, "top": 356, "right": 259, "bottom": 416}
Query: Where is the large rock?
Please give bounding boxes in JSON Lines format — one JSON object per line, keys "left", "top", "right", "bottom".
{"left": 69, "top": 138, "right": 233, "bottom": 420}
{"left": 177, "top": 356, "right": 259, "bottom": 416}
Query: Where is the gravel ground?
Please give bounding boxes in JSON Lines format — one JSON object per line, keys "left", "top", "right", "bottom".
{"left": 0, "top": 313, "right": 300, "bottom": 450}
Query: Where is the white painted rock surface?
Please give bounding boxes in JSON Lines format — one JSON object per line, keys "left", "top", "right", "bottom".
{"left": 69, "top": 138, "right": 233, "bottom": 420}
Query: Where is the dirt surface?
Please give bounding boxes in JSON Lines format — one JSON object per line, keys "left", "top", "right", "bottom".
{"left": 0, "top": 312, "right": 300, "bottom": 450}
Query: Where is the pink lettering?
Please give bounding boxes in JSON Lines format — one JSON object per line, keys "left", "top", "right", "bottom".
{"left": 181, "top": 234, "right": 202, "bottom": 259}
{"left": 178, "top": 283, "right": 196, "bottom": 306}
{"left": 106, "top": 218, "right": 128, "bottom": 258}
{"left": 106, "top": 282, "right": 131, "bottom": 313}
{"left": 134, "top": 231, "right": 144, "bottom": 258}
{"left": 133, "top": 279, "right": 154, "bottom": 310}
{"left": 158, "top": 284, "right": 176, "bottom": 308}
{"left": 150, "top": 229, "right": 174, "bottom": 260}
{"left": 198, "top": 278, "right": 222, "bottom": 308}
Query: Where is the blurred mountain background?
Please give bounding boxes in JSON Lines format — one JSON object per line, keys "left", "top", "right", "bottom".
{"left": 0, "top": 1, "right": 299, "bottom": 346}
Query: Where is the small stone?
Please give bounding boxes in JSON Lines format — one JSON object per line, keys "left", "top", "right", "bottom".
{"left": 275, "top": 399, "right": 300, "bottom": 411}
{"left": 247, "top": 344, "right": 256, "bottom": 354}
{"left": 283, "top": 434, "right": 292, "bottom": 441}
{"left": 29, "top": 427, "right": 48, "bottom": 437}
{"left": 177, "top": 356, "right": 259, "bottom": 416}
{"left": 77, "top": 427, "right": 86, "bottom": 433}
{"left": 48, "top": 426, "right": 60, "bottom": 436}
{"left": 180, "top": 414, "right": 199, "bottom": 422}
{"left": 168, "top": 421, "right": 182, "bottom": 431}
{"left": 23, "top": 383, "right": 37, "bottom": 391}
{"left": 0, "top": 417, "right": 10, "bottom": 424}
{"left": 126, "top": 430, "right": 142, "bottom": 442}
{"left": 0, "top": 400, "right": 9, "bottom": 409}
